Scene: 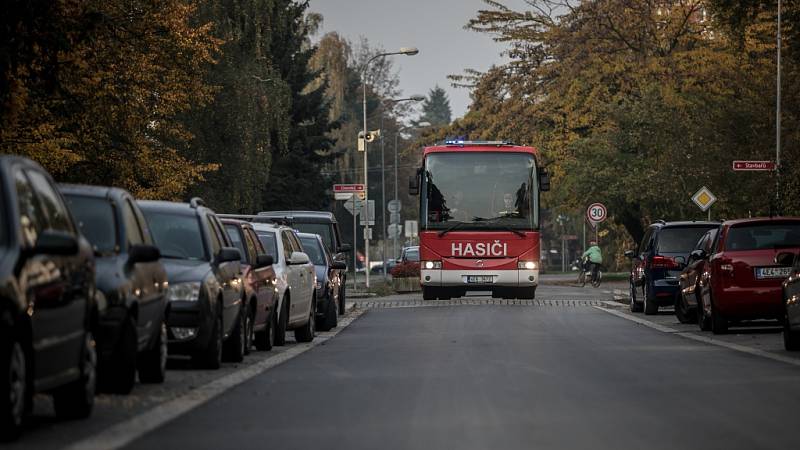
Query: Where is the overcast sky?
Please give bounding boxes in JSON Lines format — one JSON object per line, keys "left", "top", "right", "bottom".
{"left": 308, "top": 0, "right": 524, "bottom": 120}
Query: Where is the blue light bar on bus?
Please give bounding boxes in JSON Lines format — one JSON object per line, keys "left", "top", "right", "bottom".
{"left": 443, "top": 140, "right": 515, "bottom": 146}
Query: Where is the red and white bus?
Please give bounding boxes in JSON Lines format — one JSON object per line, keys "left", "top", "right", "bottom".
{"left": 410, "top": 140, "right": 550, "bottom": 300}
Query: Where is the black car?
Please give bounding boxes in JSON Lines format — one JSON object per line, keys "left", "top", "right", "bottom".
{"left": 0, "top": 156, "right": 97, "bottom": 440}
{"left": 138, "top": 198, "right": 245, "bottom": 369}
{"left": 61, "top": 184, "right": 169, "bottom": 394}
{"left": 297, "top": 233, "right": 347, "bottom": 330}
{"left": 625, "top": 221, "right": 719, "bottom": 315}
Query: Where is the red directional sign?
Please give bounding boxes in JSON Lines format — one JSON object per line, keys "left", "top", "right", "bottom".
{"left": 333, "top": 184, "right": 365, "bottom": 192}
{"left": 732, "top": 161, "right": 775, "bottom": 171}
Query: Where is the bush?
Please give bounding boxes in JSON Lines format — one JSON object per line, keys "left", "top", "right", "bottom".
{"left": 390, "top": 261, "right": 420, "bottom": 278}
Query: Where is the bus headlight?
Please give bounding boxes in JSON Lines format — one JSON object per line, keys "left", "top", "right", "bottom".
{"left": 518, "top": 261, "right": 537, "bottom": 270}
{"left": 423, "top": 260, "right": 442, "bottom": 270}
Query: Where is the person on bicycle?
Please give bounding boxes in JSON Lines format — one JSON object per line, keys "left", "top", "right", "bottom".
{"left": 582, "top": 240, "right": 603, "bottom": 281}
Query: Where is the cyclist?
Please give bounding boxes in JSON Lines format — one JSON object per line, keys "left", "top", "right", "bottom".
{"left": 582, "top": 239, "right": 603, "bottom": 282}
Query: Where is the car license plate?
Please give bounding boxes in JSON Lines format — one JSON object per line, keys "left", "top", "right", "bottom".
{"left": 465, "top": 275, "right": 494, "bottom": 284}
{"left": 755, "top": 267, "right": 792, "bottom": 279}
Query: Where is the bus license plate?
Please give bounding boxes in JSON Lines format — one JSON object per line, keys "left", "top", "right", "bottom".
{"left": 755, "top": 267, "right": 791, "bottom": 279}
{"left": 465, "top": 275, "right": 494, "bottom": 284}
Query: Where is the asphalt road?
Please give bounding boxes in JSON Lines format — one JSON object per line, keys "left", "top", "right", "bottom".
{"left": 121, "top": 285, "right": 799, "bottom": 450}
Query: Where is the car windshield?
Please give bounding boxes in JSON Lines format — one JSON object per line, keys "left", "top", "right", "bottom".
{"left": 422, "top": 152, "right": 538, "bottom": 230}
{"left": 255, "top": 230, "right": 279, "bottom": 260}
{"left": 293, "top": 223, "right": 334, "bottom": 252}
{"left": 142, "top": 211, "right": 207, "bottom": 261}
{"left": 64, "top": 194, "right": 118, "bottom": 255}
{"left": 299, "top": 236, "right": 326, "bottom": 265}
{"left": 224, "top": 224, "right": 248, "bottom": 263}
{"left": 404, "top": 248, "right": 420, "bottom": 262}
{"left": 657, "top": 226, "right": 718, "bottom": 254}
{"left": 726, "top": 222, "right": 800, "bottom": 251}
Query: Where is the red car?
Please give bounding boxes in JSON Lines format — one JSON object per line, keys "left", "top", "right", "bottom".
{"left": 698, "top": 217, "right": 800, "bottom": 334}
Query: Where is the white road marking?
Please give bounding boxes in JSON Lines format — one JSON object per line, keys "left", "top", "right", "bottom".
{"left": 64, "top": 310, "right": 365, "bottom": 450}
{"left": 593, "top": 306, "right": 800, "bottom": 368}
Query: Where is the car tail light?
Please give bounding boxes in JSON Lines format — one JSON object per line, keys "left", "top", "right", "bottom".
{"left": 649, "top": 256, "right": 680, "bottom": 269}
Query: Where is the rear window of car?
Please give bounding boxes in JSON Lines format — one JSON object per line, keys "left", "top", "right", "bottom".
{"left": 657, "top": 226, "right": 717, "bottom": 254}
{"left": 299, "top": 236, "right": 326, "bottom": 265}
{"left": 255, "top": 230, "right": 279, "bottom": 260}
{"left": 64, "top": 195, "right": 118, "bottom": 254}
{"left": 142, "top": 210, "right": 207, "bottom": 261}
{"left": 726, "top": 222, "right": 800, "bottom": 251}
{"left": 404, "top": 248, "right": 420, "bottom": 262}
{"left": 224, "top": 224, "right": 248, "bottom": 263}
{"left": 293, "top": 223, "right": 334, "bottom": 252}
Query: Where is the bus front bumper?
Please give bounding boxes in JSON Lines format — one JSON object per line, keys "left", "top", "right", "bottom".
{"left": 420, "top": 269, "right": 538, "bottom": 288}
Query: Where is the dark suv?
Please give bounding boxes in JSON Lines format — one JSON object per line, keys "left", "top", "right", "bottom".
{"left": 626, "top": 221, "right": 719, "bottom": 315}
{"left": 138, "top": 199, "right": 245, "bottom": 369}
{"left": 0, "top": 156, "right": 97, "bottom": 440}
{"left": 61, "top": 185, "right": 169, "bottom": 394}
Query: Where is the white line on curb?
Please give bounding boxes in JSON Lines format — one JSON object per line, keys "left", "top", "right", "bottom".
{"left": 592, "top": 306, "right": 800, "bottom": 368}
{"left": 64, "top": 310, "right": 365, "bottom": 450}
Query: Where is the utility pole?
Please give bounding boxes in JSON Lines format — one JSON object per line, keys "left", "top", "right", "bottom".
{"left": 776, "top": 0, "right": 782, "bottom": 211}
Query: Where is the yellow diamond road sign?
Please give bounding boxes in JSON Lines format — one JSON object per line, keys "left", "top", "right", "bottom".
{"left": 692, "top": 186, "right": 716, "bottom": 212}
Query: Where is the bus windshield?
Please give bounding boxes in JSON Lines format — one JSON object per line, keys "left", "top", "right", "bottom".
{"left": 422, "top": 152, "right": 538, "bottom": 230}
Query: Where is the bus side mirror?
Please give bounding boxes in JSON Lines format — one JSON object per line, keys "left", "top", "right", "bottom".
{"left": 539, "top": 168, "right": 550, "bottom": 192}
{"left": 409, "top": 169, "right": 420, "bottom": 196}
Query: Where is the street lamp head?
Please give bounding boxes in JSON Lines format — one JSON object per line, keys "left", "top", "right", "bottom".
{"left": 399, "top": 47, "right": 419, "bottom": 56}
{"left": 409, "top": 95, "right": 425, "bottom": 102}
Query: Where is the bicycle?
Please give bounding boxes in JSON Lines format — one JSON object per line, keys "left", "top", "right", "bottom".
{"left": 577, "top": 258, "right": 603, "bottom": 288}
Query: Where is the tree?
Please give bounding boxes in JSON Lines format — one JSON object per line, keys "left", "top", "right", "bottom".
{"left": 416, "top": 86, "right": 452, "bottom": 126}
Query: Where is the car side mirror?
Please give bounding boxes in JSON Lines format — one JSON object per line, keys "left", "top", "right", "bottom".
{"left": 538, "top": 168, "right": 550, "bottom": 192}
{"left": 338, "top": 243, "right": 352, "bottom": 253}
{"left": 288, "top": 251, "right": 310, "bottom": 265}
{"left": 409, "top": 169, "right": 420, "bottom": 196}
{"left": 255, "top": 254, "right": 273, "bottom": 268}
{"left": 674, "top": 255, "right": 686, "bottom": 266}
{"left": 690, "top": 249, "right": 706, "bottom": 261}
{"left": 331, "top": 261, "right": 347, "bottom": 270}
{"left": 217, "top": 247, "right": 241, "bottom": 263}
{"left": 128, "top": 244, "right": 161, "bottom": 264}
{"left": 32, "top": 231, "right": 79, "bottom": 256}
{"left": 775, "top": 251, "right": 796, "bottom": 267}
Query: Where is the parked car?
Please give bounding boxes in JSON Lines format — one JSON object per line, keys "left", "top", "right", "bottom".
{"left": 61, "top": 185, "right": 168, "bottom": 394}
{"left": 256, "top": 211, "right": 350, "bottom": 306}
{"left": 399, "top": 246, "right": 420, "bottom": 264}
{"left": 297, "top": 232, "right": 347, "bottom": 330}
{"left": 138, "top": 198, "right": 245, "bottom": 369}
{"left": 781, "top": 252, "right": 800, "bottom": 350}
{"left": 0, "top": 156, "right": 97, "bottom": 440}
{"left": 251, "top": 223, "right": 317, "bottom": 344}
{"left": 221, "top": 219, "right": 277, "bottom": 352}
{"left": 696, "top": 217, "right": 800, "bottom": 334}
{"left": 676, "top": 227, "right": 720, "bottom": 324}
{"left": 625, "top": 221, "right": 719, "bottom": 315}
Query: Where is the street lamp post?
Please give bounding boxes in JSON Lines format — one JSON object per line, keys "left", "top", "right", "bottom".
{"left": 379, "top": 96, "right": 424, "bottom": 279}
{"left": 393, "top": 121, "right": 431, "bottom": 260}
{"left": 776, "top": 0, "right": 782, "bottom": 210}
{"left": 361, "top": 47, "right": 418, "bottom": 289}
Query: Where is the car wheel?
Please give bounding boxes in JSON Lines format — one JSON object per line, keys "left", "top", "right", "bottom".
{"left": 710, "top": 295, "right": 728, "bottom": 334}
{"left": 629, "top": 281, "right": 643, "bottom": 312}
{"left": 254, "top": 307, "right": 273, "bottom": 352}
{"left": 274, "top": 298, "right": 288, "bottom": 346}
{"left": 422, "top": 286, "right": 437, "bottom": 301}
{"left": 223, "top": 306, "right": 246, "bottom": 363}
{"left": 53, "top": 332, "right": 96, "bottom": 420}
{"left": 319, "top": 293, "right": 338, "bottom": 332}
{"left": 193, "top": 313, "right": 222, "bottom": 370}
{"left": 0, "top": 335, "right": 27, "bottom": 441}
{"left": 338, "top": 286, "right": 346, "bottom": 315}
{"left": 99, "top": 314, "right": 137, "bottom": 395}
{"left": 784, "top": 313, "right": 800, "bottom": 351}
{"left": 294, "top": 297, "right": 316, "bottom": 343}
{"left": 675, "top": 293, "right": 696, "bottom": 324}
{"left": 138, "top": 320, "right": 167, "bottom": 384}
{"left": 644, "top": 282, "right": 658, "bottom": 315}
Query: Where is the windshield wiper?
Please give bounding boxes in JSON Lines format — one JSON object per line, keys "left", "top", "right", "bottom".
{"left": 497, "top": 226, "right": 526, "bottom": 238}
{"left": 471, "top": 217, "right": 526, "bottom": 237}
{"left": 438, "top": 222, "right": 466, "bottom": 237}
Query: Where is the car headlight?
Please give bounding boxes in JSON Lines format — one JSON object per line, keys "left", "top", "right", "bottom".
{"left": 423, "top": 260, "right": 442, "bottom": 270}
{"left": 167, "top": 282, "right": 201, "bottom": 302}
{"left": 518, "top": 261, "right": 538, "bottom": 270}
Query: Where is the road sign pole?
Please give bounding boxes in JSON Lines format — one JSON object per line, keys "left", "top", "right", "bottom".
{"left": 353, "top": 206, "right": 358, "bottom": 291}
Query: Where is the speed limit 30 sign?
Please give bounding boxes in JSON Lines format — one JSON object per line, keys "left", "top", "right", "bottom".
{"left": 587, "top": 203, "right": 607, "bottom": 224}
